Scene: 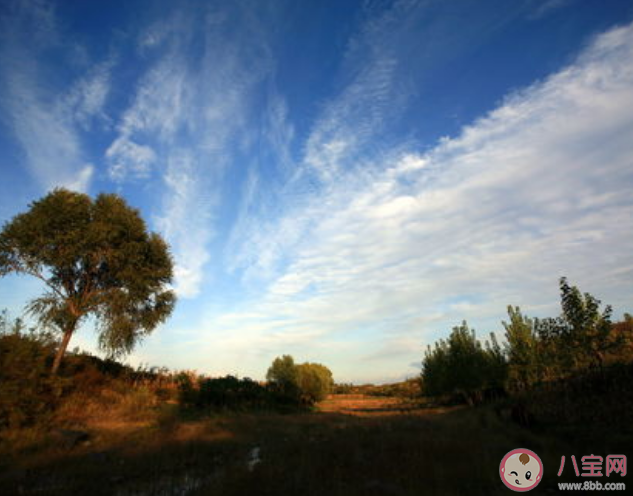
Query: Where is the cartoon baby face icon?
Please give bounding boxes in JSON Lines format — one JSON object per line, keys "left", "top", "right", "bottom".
{"left": 500, "top": 448, "right": 543, "bottom": 491}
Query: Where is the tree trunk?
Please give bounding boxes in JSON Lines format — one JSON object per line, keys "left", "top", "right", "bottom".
{"left": 51, "top": 324, "right": 75, "bottom": 375}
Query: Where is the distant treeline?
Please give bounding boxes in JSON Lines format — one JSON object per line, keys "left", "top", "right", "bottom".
{"left": 177, "top": 355, "right": 333, "bottom": 412}
{"left": 333, "top": 379, "right": 421, "bottom": 398}
{"left": 421, "top": 278, "right": 633, "bottom": 409}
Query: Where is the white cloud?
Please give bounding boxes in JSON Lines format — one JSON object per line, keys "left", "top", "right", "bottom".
{"left": 108, "top": 4, "right": 275, "bottom": 298}
{"left": 0, "top": 0, "right": 95, "bottom": 192}
{"left": 63, "top": 60, "right": 113, "bottom": 128}
{"left": 106, "top": 137, "right": 156, "bottom": 181}
{"left": 188, "top": 21, "right": 633, "bottom": 383}
{"left": 264, "top": 93, "right": 295, "bottom": 174}
{"left": 1, "top": 64, "right": 95, "bottom": 192}
{"left": 156, "top": 150, "right": 214, "bottom": 298}
{"left": 105, "top": 49, "right": 187, "bottom": 181}
{"left": 302, "top": 25, "right": 402, "bottom": 180}
{"left": 225, "top": 0, "right": 450, "bottom": 280}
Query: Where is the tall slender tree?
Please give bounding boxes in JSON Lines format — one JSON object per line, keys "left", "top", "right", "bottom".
{"left": 503, "top": 306, "right": 538, "bottom": 390}
{"left": 558, "top": 277, "right": 613, "bottom": 369}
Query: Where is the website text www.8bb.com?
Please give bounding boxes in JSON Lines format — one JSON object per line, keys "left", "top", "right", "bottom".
{"left": 558, "top": 481, "right": 626, "bottom": 491}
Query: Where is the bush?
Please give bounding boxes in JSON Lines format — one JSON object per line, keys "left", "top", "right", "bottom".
{"left": 197, "top": 376, "right": 268, "bottom": 410}
{"left": 296, "top": 363, "right": 333, "bottom": 404}
{"left": 176, "top": 371, "right": 198, "bottom": 406}
{"left": 267, "top": 356, "right": 334, "bottom": 406}
{"left": 522, "top": 362, "right": 633, "bottom": 430}
{"left": 176, "top": 374, "right": 302, "bottom": 412}
{"left": 0, "top": 310, "right": 180, "bottom": 429}
{"left": 0, "top": 312, "right": 60, "bottom": 428}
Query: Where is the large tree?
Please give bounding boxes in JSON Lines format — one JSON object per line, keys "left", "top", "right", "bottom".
{"left": 0, "top": 189, "right": 176, "bottom": 373}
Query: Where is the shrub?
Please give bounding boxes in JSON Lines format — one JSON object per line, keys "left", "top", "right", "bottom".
{"left": 267, "top": 355, "right": 334, "bottom": 406}
{"left": 0, "top": 312, "right": 60, "bottom": 428}
{"left": 1, "top": 310, "right": 179, "bottom": 429}
{"left": 176, "top": 374, "right": 300, "bottom": 412}
{"left": 422, "top": 321, "right": 507, "bottom": 404}
{"left": 296, "top": 363, "right": 333, "bottom": 404}
{"left": 197, "top": 376, "right": 268, "bottom": 410}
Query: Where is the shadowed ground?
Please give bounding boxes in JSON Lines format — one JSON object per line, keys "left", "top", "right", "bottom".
{"left": 1, "top": 395, "right": 629, "bottom": 495}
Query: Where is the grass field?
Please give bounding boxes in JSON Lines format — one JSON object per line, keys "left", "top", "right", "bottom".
{"left": 1, "top": 394, "right": 630, "bottom": 495}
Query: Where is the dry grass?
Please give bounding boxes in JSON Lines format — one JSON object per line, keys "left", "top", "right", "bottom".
{"left": 1, "top": 394, "right": 630, "bottom": 495}
{"left": 318, "top": 394, "right": 461, "bottom": 417}
{"left": 55, "top": 387, "right": 159, "bottom": 427}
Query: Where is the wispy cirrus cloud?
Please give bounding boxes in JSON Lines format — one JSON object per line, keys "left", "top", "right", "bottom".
{"left": 177, "top": 21, "right": 633, "bottom": 383}
{"left": 226, "top": 0, "right": 533, "bottom": 283}
{"left": 156, "top": 150, "right": 214, "bottom": 298}
{"left": 106, "top": 47, "right": 186, "bottom": 181}
{"left": 302, "top": 1, "right": 415, "bottom": 180}
{"left": 0, "top": 0, "right": 98, "bottom": 192}
{"left": 63, "top": 59, "right": 114, "bottom": 129}
{"left": 107, "top": 3, "right": 276, "bottom": 298}
{"left": 528, "top": 0, "right": 575, "bottom": 20}
{"left": 225, "top": 0, "right": 421, "bottom": 282}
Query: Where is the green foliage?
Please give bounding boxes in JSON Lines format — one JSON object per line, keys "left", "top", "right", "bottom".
{"left": 199, "top": 376, "right": 267, "bottom": 410}
{"left": 484, "top": 332, "right": 507, "bottom": 389}
{"left": 523, "top": 362, "right": 633, "bottom": 430}
{"left": 175, "top": 355, "right": 334, "bottom": 412}
{"left": 423, "top": 278, "right": 632, "bottom": 404}
{"left": 422, "top": 322, "right": 507, "bottom": 403}
{"left": 296, "top": 362, "right": 334, "bottom": 404}
{"left": 0, "top": 311, "right": 60, "bottom": 428}
{"left": 266, "top": 355, "right": 334, "bottom": 406}
{"left": 0, "top": 188, "right": 176, "bottom": 372}
{"left": 557, "top": 277, "right": 614, "bottom": 369}
{"left": 0, "top": 310, "right": 186, "bottom": 428}
{"left": 611, "top": 315, "right": 633, "bottom": 363}
{"left": 528, "top": 278, "right": 620, "bottom": 380}
{"left": 175, "top": 372, "right": 198, "bottom": 406}
{"left": 503, "top": 306, "right": 538, "bottom": 391}
{"left": 176, "top": 373, "right": 310, "bottom": 412}
{"left": 266, "top": 354, "right": 299, "bottom": 397}
{"left": 180, "top": 376, "right": 289, "bottom": 411}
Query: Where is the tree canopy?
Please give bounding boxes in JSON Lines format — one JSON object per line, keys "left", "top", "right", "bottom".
{"left": 422, "top": 321, "right": 506, "bottom": 403}
{"left": 0, "top": 188, "right": 176, "bottom": 373}
{"left": 503, "top": 306, "right": 538, "bottom": 391}
{"left": 296, "top": 362, "right": 334, "bottom": 404}
{"left": 266, "top": 354, "right": 299, "bottom": 396}
{"left": 266, "top": 355, "right": 333, "bottom": 405}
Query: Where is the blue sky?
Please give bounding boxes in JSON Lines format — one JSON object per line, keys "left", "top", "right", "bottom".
{"left": 1, "top": 0, "right": 633, "bottom": 383}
